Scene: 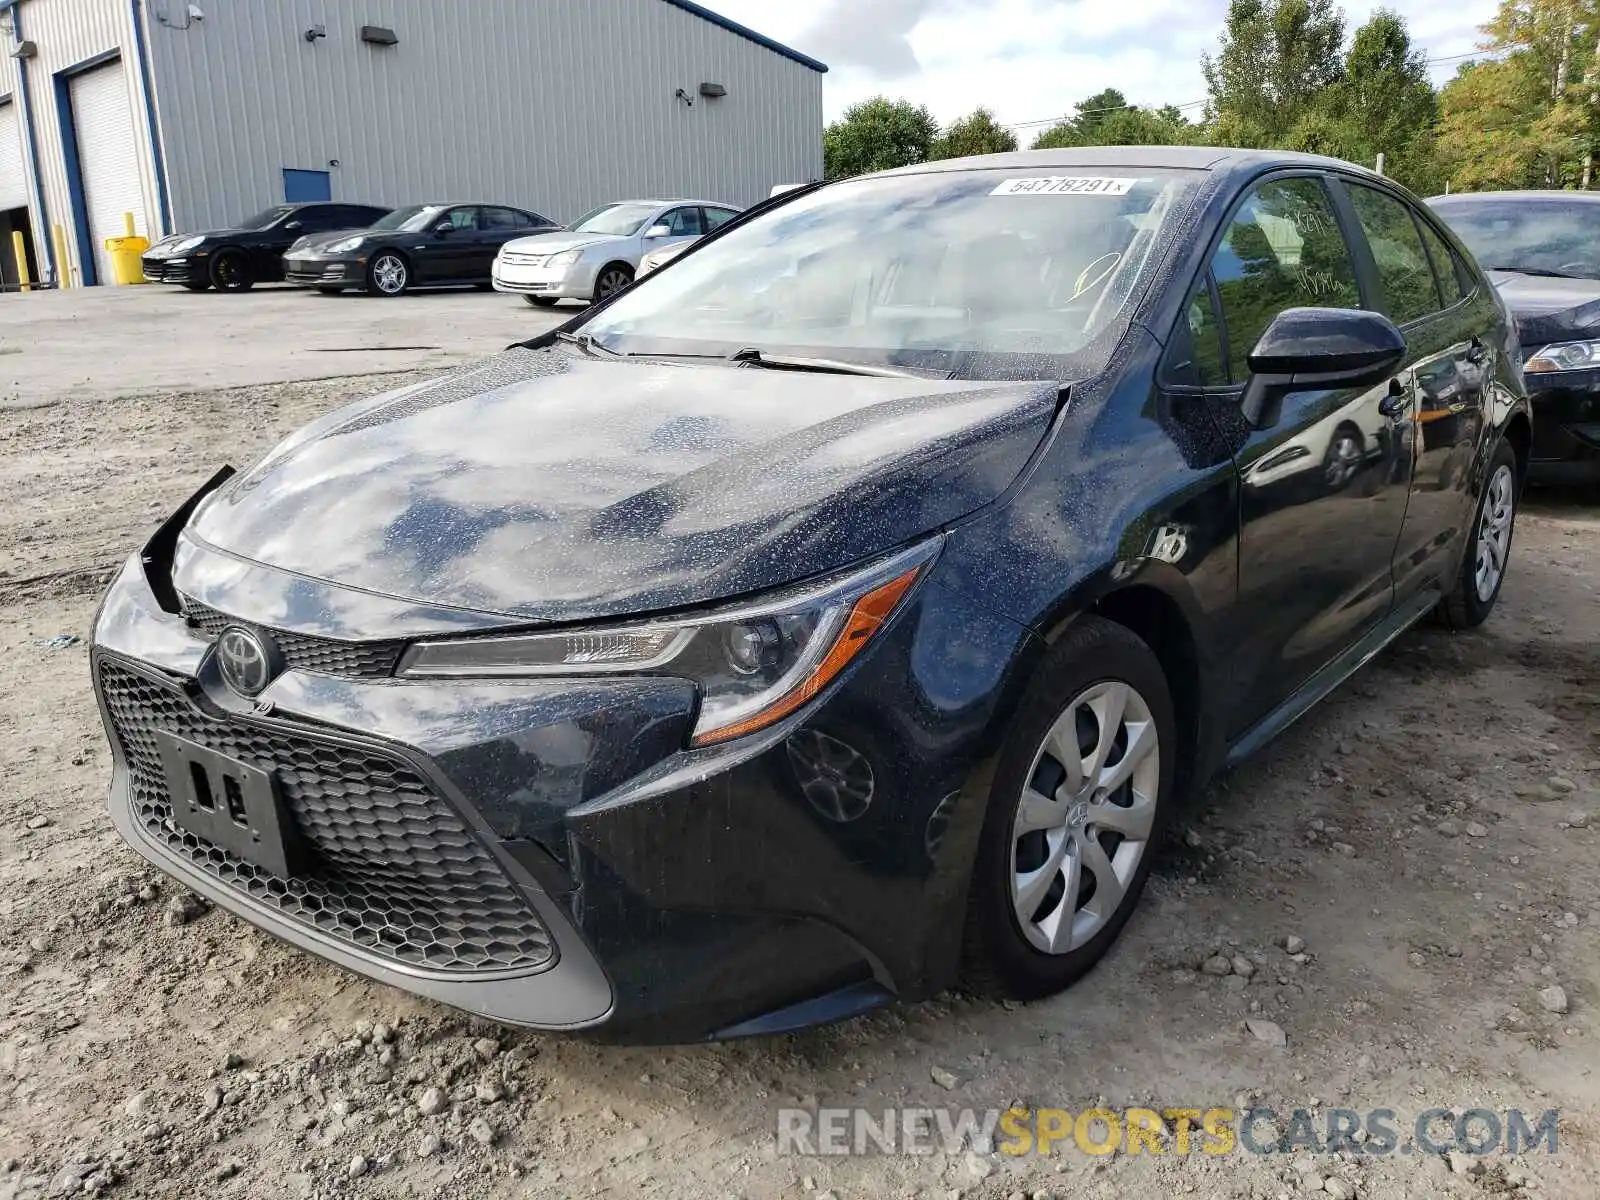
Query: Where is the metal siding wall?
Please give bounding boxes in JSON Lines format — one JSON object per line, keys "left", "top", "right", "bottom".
{"left": 7, "top": 0, "right": 162, "bottom": 284}
{"left": 146, "top": 0, "right": 823, "bottom": 231}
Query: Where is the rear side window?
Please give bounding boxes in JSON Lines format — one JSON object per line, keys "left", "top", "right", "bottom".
{"left": 1347, "top": 184, "right": 1439, "bottom": 324}
{"left": 704, "top": 207, "right": 738, "bottom": 231}
{"left": 1210, "top": 177, "right": 1361, "bottom": 383}
{"left": 1415, "top": 219, "right": 1465, "bottom": 306}
{"left": 482, "top": 207, "right": 531, "bottom": 230}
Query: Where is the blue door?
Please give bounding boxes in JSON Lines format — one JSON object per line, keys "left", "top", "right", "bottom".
{"left": 282, "top": 169, "right": 331, "bottom": 203}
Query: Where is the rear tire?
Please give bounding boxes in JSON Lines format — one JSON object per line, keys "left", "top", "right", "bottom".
{"left": 524, "top": 295, "right": 559, "bottom": 308}
{"left": 208, "top": 250, "right": 252, "bottom": 292}
{"left": 367, "top": 252, "right": 409, "bottom": 297}
{"left": 1438, "top": 439, "right": 1519, "bottom": 630}
{"left": 962, "top": 616, "right": 1176, "bottom": 1000}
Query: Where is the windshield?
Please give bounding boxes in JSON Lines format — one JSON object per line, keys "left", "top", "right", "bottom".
{"left": 573, "top": 203, "right": 660, "bottom": 237}
{"left": 369, "top": 205, "right": 446, "bottom": 232}
{"left": 576, "top": 169, "right": 1200, "bottom": 379}
{"left": 239, "top": 206, "right": 295, "bottom": 230}
{"left": 1430, "top": 198, "right": 1600, "bottom": 279}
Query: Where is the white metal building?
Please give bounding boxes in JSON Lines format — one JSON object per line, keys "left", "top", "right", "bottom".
{"left": 0, "top": 0, "right": 825, "bottom": 287}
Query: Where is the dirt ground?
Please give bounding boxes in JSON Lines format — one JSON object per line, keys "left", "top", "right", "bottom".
{"left": 1, "top": 370, "right": 1598, "bottom": 1200}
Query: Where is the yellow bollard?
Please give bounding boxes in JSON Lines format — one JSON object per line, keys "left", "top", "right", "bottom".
{"left": 123, "top": 211, "right": 136, "bottom": 238}
{"left": 51, "top": 223, "right": 71, "bottom": 288}
{"left": 11, "top": 231, "right": 29, "bottom": 293}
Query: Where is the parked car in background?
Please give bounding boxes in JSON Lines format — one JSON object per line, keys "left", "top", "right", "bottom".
{"left": 142, "top": 203, "right": 392, "bottom": 292}
{"left": 492, "top": 199, "right": 739, "bottom": 306}
{"left": 284, "top": 204, "right": 560, "bottom": 296}
{"left": 94, "top": 148, "right": 1531, "bottom": 1042}
{"left": 637, "top": 238, "right": 697, "bottom": 278}
{"left": 1428, "top": 190, "right": 1600, "bottom": 483}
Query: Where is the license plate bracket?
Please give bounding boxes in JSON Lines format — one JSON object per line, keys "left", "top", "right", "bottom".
{"left": 156, "top": 732, "right": 303, "bottom": 877}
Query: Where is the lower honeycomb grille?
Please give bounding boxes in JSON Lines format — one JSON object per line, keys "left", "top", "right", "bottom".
{"left": 97, "top": 659, "right": 553, "bottom": 975}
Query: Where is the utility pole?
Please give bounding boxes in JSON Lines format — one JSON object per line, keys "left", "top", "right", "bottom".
{"left": 1374, "top": 152, "right": 1385, "bottom": 176}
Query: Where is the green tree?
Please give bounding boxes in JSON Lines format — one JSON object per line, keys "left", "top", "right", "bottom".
{"left": 930, "top": 107, "right": 1019, "bottom": 160}
{"left": 822, "top": 97, "right": 941, "bottom": 180}
{"left": 1030, "top": 122, "right": 1081, "bottom": 150}
{"left": 1203, "top": 0, "right": 1347, "bottom": 144}
{"left": 1321, "top": 10, "right": 1442, "bottom": 190}
{"left": 1073, "top": 88, "right": 1131, "bottom": 138}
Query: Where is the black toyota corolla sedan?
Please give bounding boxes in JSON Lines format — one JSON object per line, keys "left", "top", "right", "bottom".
{"left": 141, "top": 202, "right": 392, "bottom": 291}
{"left": 1428, "top": 190, "right": 1600, "bottom": 483}
{"left": 93, "top": 148, "right": 1530, "bottom": 1042}
{"left": 281, "top": 203, "right": 560, "bottom": 296}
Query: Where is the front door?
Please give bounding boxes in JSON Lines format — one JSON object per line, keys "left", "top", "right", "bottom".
{"left": 1199, "top": 174, "right": 1415, "bottom": 738}
{"left": 419, "top": 206, "right": 481, "bottom": 282}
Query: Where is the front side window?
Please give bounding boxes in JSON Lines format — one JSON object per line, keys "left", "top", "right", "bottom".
{"left": 438, "top": 207, "right": 479, "bottom": 232}
{"left": 1209, "top": 177, "right": 1360, "bottom": 383}
{"left": 1348, "top": 184, "right": 1439, "bottom": 325}
{"left": 577, "top": 168, "right": 1202, "bottom": 380}
{"left": 661, "top": 207, "right": 704, "bottom": 236}
{"left": 371, "top": 205, "right": 445, "bottom": 232}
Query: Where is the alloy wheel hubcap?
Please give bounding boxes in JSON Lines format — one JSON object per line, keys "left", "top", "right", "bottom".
{"left": 375, "top": 257, "right": 406, "bottom": 293}
{"left": 1474, "top": 463, "right": 1515, "bottom": 602}
{"left": 1009, "top": 680, "right": 1160, "bottom": 955}
{"left": 597, "top": 271, "right": 628, "bottom": 298}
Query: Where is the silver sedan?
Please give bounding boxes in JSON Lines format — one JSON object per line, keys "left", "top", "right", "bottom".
{"left": 493, "top": 198, "right": 740, "bottom": 306}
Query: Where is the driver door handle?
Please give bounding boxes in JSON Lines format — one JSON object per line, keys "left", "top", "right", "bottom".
{"left": 1378, "top": 378, "right": 1408, "bottom": 420}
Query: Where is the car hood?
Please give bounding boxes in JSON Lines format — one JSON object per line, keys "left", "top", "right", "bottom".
{"left": 184, "top": 348, "right": 1062, "bottom": 624}
{"left": 500, "top": 231, "right": 621, "bottom": 256}
{"left": 1490, "top": 270, "right": 1600, "bottom": 347}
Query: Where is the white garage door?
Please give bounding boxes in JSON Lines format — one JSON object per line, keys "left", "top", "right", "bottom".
{"left": 0, "top": 100, "right": 27, "bottom": 212}
{"left": 69, "top": 62, "right": 146, "bottom": 285}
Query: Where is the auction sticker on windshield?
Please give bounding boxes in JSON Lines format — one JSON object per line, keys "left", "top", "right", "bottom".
{"left": 992, "top": 177, "right": 1139, "bottom": 196}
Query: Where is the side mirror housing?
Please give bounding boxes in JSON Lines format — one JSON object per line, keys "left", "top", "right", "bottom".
{"left": 644, "top": 223, "right": 671, "bottom": 240}
{"left": 433, "top": 223, "right": 455, "bottom": 238}
{"left": 1240, "top": 307, "right": 1406, "bottom": 429}
{"left": 283, "top": 220, "right": 303, "bottom": 232}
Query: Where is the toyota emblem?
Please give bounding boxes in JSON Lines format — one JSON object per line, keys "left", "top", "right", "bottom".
{"left": 215, "top": 626, "right": 280, "bottom": 697}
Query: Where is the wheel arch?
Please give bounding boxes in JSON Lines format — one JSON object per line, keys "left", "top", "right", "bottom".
{"left": 1503, "top": 410, "right": 1532, "bottom": 487}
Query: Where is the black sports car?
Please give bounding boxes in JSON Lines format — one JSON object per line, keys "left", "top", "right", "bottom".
{"left": 141, "top": 202, "right": 392, "bottom": 292}
{"left": 282, "top": 203, "right": 560, "bottom": 296}
{"left": 95, "top": 148, "right": 1531, "bottom": 1042}
{"left": 1429, "top": 190, "right": 1600, "bottom": 483}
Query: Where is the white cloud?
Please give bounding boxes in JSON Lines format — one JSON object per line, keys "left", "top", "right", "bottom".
{"left": 698, "top": 0, "right": 1502, "bottom": 128}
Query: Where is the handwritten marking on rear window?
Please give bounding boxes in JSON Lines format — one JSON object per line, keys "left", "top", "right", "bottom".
{"left": 991, "top": 177, "right": 1138, "bottom": 197}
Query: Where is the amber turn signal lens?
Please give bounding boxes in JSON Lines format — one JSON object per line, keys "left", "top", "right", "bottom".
{"left": 690, "top": 566, "right": 923, "bottom": 747}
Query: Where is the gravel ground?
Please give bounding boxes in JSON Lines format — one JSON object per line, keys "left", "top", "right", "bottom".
{"left": 1, "top": 371, "right": 1598, "bottom": 1200}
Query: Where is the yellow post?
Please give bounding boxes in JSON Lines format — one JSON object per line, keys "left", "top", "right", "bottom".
{"left": 51, "top": 224, "right": 71, "bottom": 288}
{"left": 11, "top": 231, "right": 29, "bottom": 294}
{"left": 123, "top": 211, "right": 136, "bottom": 237}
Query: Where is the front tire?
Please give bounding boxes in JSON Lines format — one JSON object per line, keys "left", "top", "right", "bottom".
{"left": 962, "top": 616, "right": 1175, "bottom": 1000}
{"left": 525, "top": 295, "right": 559, "bottom": 308}
{"left": 591, "top": 263, "right": 633, "bottom": 303}
{"left": 209, "top": 251, "right": 252, "bottom": 292}
{"left": 367, "top": 252, "right": 410, "bottom": 297}
{"left": 181, "top": 281, "right": 211, "bottom": 293}
{"left": 316, "top": 286, "right": 345, "bottom": 296}
{"left": 1439, "top": 440, "right": 1519, "bottom": 630}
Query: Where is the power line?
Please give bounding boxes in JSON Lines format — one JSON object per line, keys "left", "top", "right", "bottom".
{"left": 999, "top": 44, "right": 1525, "bottom": 132}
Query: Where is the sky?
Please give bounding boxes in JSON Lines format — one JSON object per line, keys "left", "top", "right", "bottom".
{"left": 697, "top": 0, "right": 1502, "bottom": 134}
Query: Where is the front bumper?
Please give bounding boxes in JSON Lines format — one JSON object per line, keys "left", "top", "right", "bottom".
{"left": 142, "top": 255, "right": 207, "bottom": 285}
{"left": 1524, "top": 369, "right": 1600, "bottom": 483}
{"left": 283, "top": 256, "right": 364, "bottom": 288}
{"left": 91, "top": 481, "right": 1035, "bottom": 1040}
{"left": 492, "top": 259, "right": 601, "bottom": 300}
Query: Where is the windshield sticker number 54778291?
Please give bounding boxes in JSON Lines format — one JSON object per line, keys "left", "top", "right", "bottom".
{"left": 991, "top": 176, "right": 1138, "bottom": 197}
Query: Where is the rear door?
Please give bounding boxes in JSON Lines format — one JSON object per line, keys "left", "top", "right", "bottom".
{"left": 1339, "top": 180, "right": 1493, "bottom": 601}
{"left": 1197, "top": 173, "right": 1415, "bottom": 737}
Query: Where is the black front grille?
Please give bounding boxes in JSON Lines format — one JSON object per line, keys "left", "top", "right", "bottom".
{"left": 98, "top": 660, "right": 554, "bottom": 974}
{"left": 182, "top": 599, "right": 407, "bottom": 679}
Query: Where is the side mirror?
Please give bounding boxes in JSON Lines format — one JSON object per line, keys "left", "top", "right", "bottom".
{"left": 432, "top": 223, "right": 455, "bottom": 237}
{"left": 1240, "top": 307, "right": 1406, "bottom": 429}
{"left": 644, "top": 223, "right": 671, "bottom": 240}
{"left": 283, "top": 220, "right": 303, "bottom": 232}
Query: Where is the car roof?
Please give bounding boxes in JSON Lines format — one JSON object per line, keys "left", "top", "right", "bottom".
{"left": 1426, "top": 189, "right": 1600, "bottom": 205}
{"left": 867, "top": 145, "right": 1387, "bottom": 181}
{"left": 604, "top": 198, "right": 737, "bottom": 207}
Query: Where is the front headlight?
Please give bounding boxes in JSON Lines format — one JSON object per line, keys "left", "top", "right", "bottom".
{"left": 1525, "top": 340, "right": 1600, "bottom": 373}
{"left": 397, "top": 539, "right": 942, "bottom": 747}
{"left": 170, "top": 236, "right": 203, "bottom": 254}
{"left": 327, "top": 236, "right": 367, "bottom": 254}
{"left": 549, "top": 250, "right": 581, "bottom": 268}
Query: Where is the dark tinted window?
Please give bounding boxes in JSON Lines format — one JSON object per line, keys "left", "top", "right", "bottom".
{"left": 662, "top": 207, "right": 704, "bottom": 236}
{"left": 1429, "top": 197, "right": 1600, "bottom": 279}
{"left": 294, "top": 206, "right": 350, "bottom": 233}
{"left": 482, "top": 207, "right": 531, "bottom": 230}
{"left": 704, "top": 206, "right": 738, "bottom": 231}
{"left": 1348, "top": 185, "right": 1438, "bottom": 324}
{"left": 349, "top": 205, "right": 390, "bottom": 226}
{"left": 1210, "top": 177, "right": 1360, "bottom": 383}
{"left": 1415, "top": 219, "right": 1464, "bottom": 306}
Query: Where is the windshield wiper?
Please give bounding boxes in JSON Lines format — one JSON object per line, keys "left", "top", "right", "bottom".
{"left": 554, "top": 330, "right": 623, "bottom": 358}
{"left": 1488, "top": 265, "right": 1587, "bottom": 279}
{"left": 728, "top": 347, "right": 946, "bottom": 379}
